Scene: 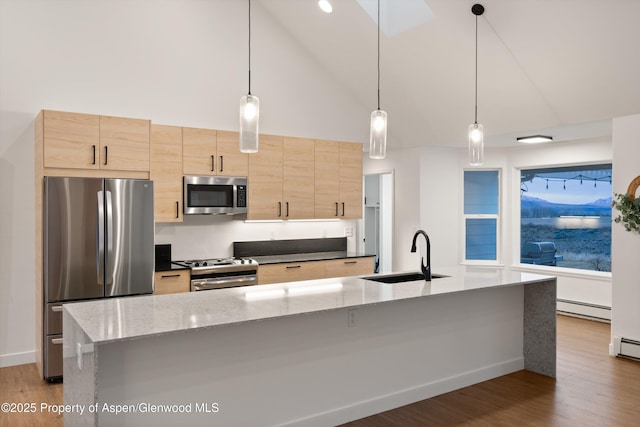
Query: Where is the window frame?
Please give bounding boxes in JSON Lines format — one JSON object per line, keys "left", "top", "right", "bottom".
{"left": 462, "top": 168, "right": 502, "bottom": 266}
{"left": 515, "top": 162, "right": 613, "bottom": 274}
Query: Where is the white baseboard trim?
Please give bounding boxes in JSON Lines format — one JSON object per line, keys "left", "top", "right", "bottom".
{"left": 0, "top": 350, "right": 35, "bottom": 368}
{"left": 611, "top": 336, "right": 640, "bottom": 360}
{"left": 280, "top": 357, "right": 525, "bottom": 427}
{"left": 557, "top": 299, "right": 611, "bottom": 322}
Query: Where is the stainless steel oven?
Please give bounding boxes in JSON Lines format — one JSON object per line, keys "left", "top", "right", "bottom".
{"left": 174, "top": 258, "right": 258, "bottom": 291}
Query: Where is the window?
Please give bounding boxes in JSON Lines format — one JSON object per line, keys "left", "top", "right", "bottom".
{"left": 520, "top": 164, "right": 612, "bottom": 272}
{"left": 464, "top": 170, "right": 499, "bottom": 262}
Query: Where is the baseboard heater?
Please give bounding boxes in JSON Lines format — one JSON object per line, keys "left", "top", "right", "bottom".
{"left": 612, "top": 336, "right": 640, "bottom": 360}
{"left": 556, "top": 299, "right": 611, "bottom": 322}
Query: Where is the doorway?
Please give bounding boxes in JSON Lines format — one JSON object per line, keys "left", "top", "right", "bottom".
{"left": 363, "top": 172, "right": 393, "bottom": 273}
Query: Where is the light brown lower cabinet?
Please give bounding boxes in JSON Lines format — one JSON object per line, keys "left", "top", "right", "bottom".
{"left": 258, "top": 261, "right": 326, "bottom": 285}
{"left": 257, "top": 257, "right": 374, "bottom": 285}
{"left": 154, "top": 270, "right": 190, "bottom": 294}
{"left": 323, "top": 257, "right": 374, "bottom": 278}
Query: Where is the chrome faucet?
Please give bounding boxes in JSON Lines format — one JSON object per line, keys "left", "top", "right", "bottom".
{"left": 410, "top": 230, "right": 432, "bottom": 281}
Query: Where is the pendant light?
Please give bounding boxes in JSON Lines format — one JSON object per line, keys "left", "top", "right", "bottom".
{"left": 468, "top": 4, "right": 484, "bottom": 166}
{"left": 239, "top": 0, "right": 259, "bottom": 153}
{"left": 369, "top": 0, "right": 387, "bottom": 160}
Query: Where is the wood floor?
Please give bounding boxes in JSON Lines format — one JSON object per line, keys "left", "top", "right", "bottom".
{"left": 0, "top": 363, "right": 62, "bottom": 427}
{"left": 0, "top": 315, "right": 639, "bottom": 427}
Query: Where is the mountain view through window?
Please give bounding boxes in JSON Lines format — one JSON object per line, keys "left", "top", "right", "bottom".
{"left": 520, "top": 164, "right": 612, "bottom": 272}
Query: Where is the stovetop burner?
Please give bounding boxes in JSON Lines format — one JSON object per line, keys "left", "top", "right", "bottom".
{"left": 173, "top": 257, "right": 258, "bottom": 272}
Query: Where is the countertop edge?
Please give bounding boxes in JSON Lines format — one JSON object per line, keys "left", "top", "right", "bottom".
{"left": 63, "top": 268, "right": 556, "bottom": 346}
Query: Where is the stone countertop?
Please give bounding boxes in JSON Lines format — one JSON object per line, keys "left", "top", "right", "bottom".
{"left": 154, "top": 262, "right": 189, "bottom": 272}
{"left": 252, "top": 251, "right": 374, "bottom": 265}
{"left": 63, "top": 266, "right": 555, "bottom": 345}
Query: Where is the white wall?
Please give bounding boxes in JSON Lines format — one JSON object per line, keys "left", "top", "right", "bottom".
{"left": 368, "top": 139, "right": 613, "bottom": 313}
{"left": 0, "top": 0, "right": 369, "bottom": 366}
{"left": 363, "top": 148, "right": 421, "bottom": 272}
{"left": 420, "top": 146, "right": 462, "bottom": 268}
{"left": 611, "top": 115, "right": 640, "bottom": 343}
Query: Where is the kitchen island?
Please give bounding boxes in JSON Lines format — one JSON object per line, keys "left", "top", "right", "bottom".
{"left": 63, "top": 266, "right": 556, "bottom": 427}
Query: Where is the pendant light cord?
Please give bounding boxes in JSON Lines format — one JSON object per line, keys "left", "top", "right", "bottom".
{"left": 474, "top": 13, "right": 478, "bottom": 124}
{"left": 377, "top": 0, "right": 381, "bottom": 111}
{"left": 248, "top": 0, "right": 252, "bottom": 95}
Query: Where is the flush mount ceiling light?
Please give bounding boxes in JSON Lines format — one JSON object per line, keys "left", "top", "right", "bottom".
{"left": 239, "top": 0, "right": 259, "bottom": 153}
{"left": 369, "top": 0, "right": 387, "bottom": 160}
{"left": 318, "top": 0, "right": 333, "bottom": 13}
{"left": 468, "top": 3, "right": 485, "bottom": 166}
{"left": 516, "top": 135, "right": 554, "bottom": 144}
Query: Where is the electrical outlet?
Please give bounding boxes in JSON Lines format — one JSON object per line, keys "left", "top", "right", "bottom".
{"left": 348, "top": 308, "right": 358, "bottom": 327}
{"left": 345, "top": 227, "right": 353, "bottom": 237}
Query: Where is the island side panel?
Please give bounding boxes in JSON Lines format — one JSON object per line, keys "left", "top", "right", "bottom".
{"left": 523, "top": 278, "right": 557, "bottom": 377}
{"left": 63, "top": 308, "right": 98, "bottom": 426}
{"left": 91, "top": 285, "right": 526, "bottom": 427}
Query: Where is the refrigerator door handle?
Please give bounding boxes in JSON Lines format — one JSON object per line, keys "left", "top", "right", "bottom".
{"left": 97, "top": 190, "right": 105, "bottom": 288}
{"left": 105, "top": 190, "right": 114, "bottom": 287}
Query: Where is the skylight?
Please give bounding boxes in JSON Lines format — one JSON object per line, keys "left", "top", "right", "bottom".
{"left": 355, "top": 0, "right": 434, "bottom": 37}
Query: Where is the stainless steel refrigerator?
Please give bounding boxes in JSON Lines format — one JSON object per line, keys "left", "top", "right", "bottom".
{"left": 43, "top": 177, "right": 154, "bottom": 380}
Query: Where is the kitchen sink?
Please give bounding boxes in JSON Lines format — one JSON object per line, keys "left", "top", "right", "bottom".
{"left": 363, "top": 272, "right": 448, "bottom": 284}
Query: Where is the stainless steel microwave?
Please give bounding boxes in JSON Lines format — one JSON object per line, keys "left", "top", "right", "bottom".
{"left": 183, "top": 176, "right": 248, "bottom": 215}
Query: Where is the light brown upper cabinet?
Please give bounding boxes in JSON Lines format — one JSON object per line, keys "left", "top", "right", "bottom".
{"left": 283, "top": 137, "right": 315, "bottom": 219}
{"left": 182, "top": 128, "right": 248, "bottom": 176}
{"left": 42, "top": 110, "right": 100, "bottom": 169}
{"left": 42, "top": 110, "right": 150, "bottom": 172}
{"left": 314, "top": 140, "right": 340, "bottom": 218}
{"left": 248, "top": 135, "right": 284, "bottom": 220}
{"left": 217, "top": 130, "right": 249, "bottom": 176}
{"left": 315, "top": 140, "right": 363, "bottom": 219}
{"left": 150, "top": 124, "right": 183, "bottom": 223}
{"left": 99, "top": 115, "right": 150, "bottom": 171}
{"left": 338, "top": 142, "right": 363, "bottom": 219}
{"left": 248, "top": 136, "right": 315, "bottom": 220}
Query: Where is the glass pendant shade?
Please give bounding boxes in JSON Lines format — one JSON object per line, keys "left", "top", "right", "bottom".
{"left": 369, "top": 109, "right": 387, "bottom": 159}
{"left": 468, "top": 122, "right": 484, "bottom": 166}
{"left": 239, "top": 94, "right": 259, "bottom": 153}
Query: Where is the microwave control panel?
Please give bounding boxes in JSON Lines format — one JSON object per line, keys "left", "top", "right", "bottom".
{"left": 237, "top": 185, "right": 247, "bottom": 207}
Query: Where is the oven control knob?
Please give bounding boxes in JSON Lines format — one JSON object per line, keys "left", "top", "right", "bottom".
{"left": 240, "top": 259, "right": 245, "bottom": 264}
{"left": 203, "top": 261, "right": 208, "bottom": 266}
{"left": 194, "top": 262, "right": 200, "bottom": 267}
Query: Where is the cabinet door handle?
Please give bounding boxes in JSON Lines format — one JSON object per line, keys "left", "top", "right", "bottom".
{"left": 335, "top": 202, "right": 339, "bottom": 217}
{"left": 104, "top": 146, "right": 108, "bottom": 165}
{"left": 211, "top": 155, "right": 215, "bottom": 172}
{"left": 51, "top": 306, "right": 63, "bottom": 312}
{"left": 91, "top": 145, "right": 96, "bottom": 165}
{"left": 161, "top": 274, "right": 181, "bottom": 278}
{"left": 219, "top": 155, "right": 224, "bottom": 173}
{"left": 277, "top": 202, "right": 282, "bottom": 217}
{"left": 344, "top": 261, "right": 357, "bottom": 265}
{"left": 341, "top": 202, "right": 345, "bottom": 217}
{"left": 286, "top": 202, "right": 289, "bottom": 217}
{"left": 176, "top": 201, "right": 180, "bottom": 219}
{"left": 286, "top": 265, "right": 301, "bottom": 269}
{"left": 51, "top": 338, "right": 64, "bottom": 345}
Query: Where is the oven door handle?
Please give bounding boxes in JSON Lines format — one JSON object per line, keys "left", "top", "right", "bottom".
{"left": 192, "top": 275, "right": 257, "bottom": 291}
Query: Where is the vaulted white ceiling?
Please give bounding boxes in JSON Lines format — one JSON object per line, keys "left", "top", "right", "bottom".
{"left": 258, "top": 0, "right": 640, "bottom": 150}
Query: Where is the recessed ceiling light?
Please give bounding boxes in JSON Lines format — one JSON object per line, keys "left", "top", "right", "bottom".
{"left": 318, "top": 0, "right": 333, "bottom": 13}
{"left": 516, "top": 135, "right": 554, "bottom": 144}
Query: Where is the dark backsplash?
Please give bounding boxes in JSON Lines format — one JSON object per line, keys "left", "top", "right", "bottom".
{"left": 234, "top": 237, "right": 347, "bottom": 257}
